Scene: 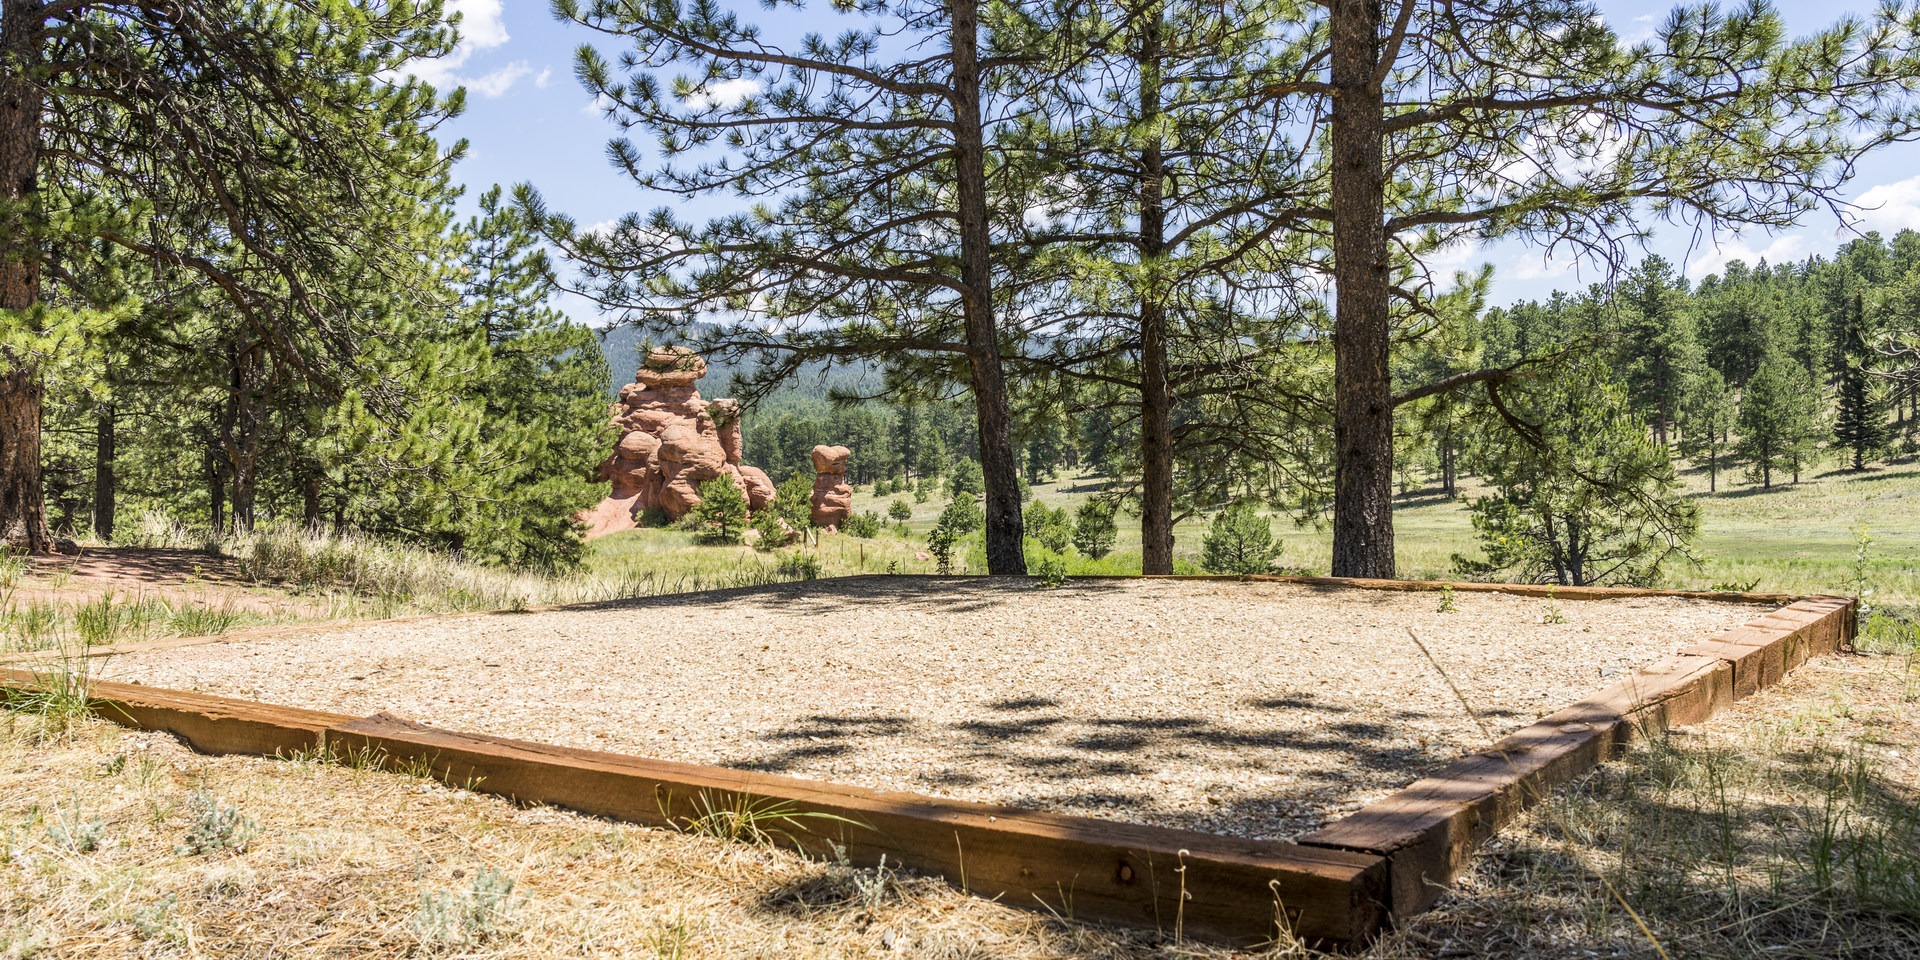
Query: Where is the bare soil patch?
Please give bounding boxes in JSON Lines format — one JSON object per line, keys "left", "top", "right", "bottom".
{"left": 14, "top": 546, "right": 328, "bottom": 617}
{"left": 103, "top": 577, "right": 1760, "bottom": 840}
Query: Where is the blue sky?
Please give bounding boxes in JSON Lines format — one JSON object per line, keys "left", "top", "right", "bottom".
{"left": 426, "top": 1, "right": 1920, "bottom": 326}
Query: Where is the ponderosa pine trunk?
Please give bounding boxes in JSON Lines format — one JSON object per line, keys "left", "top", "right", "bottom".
{"left": 218, "top": 343, "right": 265, "bottom": 534}
{"left": 1328, "top": 0, "right": 1395, "bottom": 579}
{"left": 206, "top": 444, "right": 226, "bottom": 533}
{"left": 0, "top": 1, "right": 50, "bottom": 552}
{"left": 95, "top": 395, "right": 116, "bottom": 540}
{"left": 1137, "top": 11, "right": 1175, "bottom": 576}
{"left": 950, "top": 0, "right": 1024, "bottom": 575}
{"left": 302, "top": 473, "right": 322, "bottom": 529}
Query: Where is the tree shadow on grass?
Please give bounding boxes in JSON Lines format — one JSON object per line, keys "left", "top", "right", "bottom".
{"left": 1399, "top": 733, "right": 1920, "bottom": 959}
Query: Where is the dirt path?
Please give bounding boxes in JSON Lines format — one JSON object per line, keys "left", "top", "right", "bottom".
{"left": 11, "top": 547, "right": 330, "bottom": 617}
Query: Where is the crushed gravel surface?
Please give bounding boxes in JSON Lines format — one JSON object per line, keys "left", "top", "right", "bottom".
{"left": 102, "top": 577, "right": 1765, "bottom": 840}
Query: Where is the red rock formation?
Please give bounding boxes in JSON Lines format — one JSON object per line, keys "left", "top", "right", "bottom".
{"left": 809, "top": 444, "right": 853, "bottom": 531}
{"left": 580, "top": 348, "right": 776, "bottom": 539}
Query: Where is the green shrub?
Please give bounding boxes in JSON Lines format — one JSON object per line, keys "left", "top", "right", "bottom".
{"left": 776, "top": 552, "right": 822, "bottom": 580}
{"left": 888, "top": 499, "right": 913, "bottom": 522}
{"left": 177, "top": 789, "right": 257, "bottom": 856}
{"left": 686, "top": 477, "right": 750, "bottom": 545}
{"left": 842, "top": 511, "right": 882, "bottom": 538}
{"left": 913, "top": 476, "right": 936, "bottom": 503}
{"left": 751, "top": 510, "right": 796, "bottom": 551}
{"left": 1032, "top": 551, "right": 1069, "bottom": 588}
{"left": 415, "top": 867, "right": 517, "bottom": 946}
{"left": 1026, "top": 501, "right": 1073, "bottom": 554}
{"left": 927, "top": 499, "right": 983, "bottom": 574}
{"left": 1072, "top": 499, "right": 1118, "bottom": 559}
{"left": 1201, "top": 500, "right": 1280, "bottom": 574}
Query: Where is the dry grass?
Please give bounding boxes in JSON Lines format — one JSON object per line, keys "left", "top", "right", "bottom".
{"left": 1367, "top": 644, "right": 1920, "bottom": 960}
{"left": 117, "top": 514, "right": 828, "bottom": 617}
{"left": 0, "top": 714, "right": 1264, "bottom": 959}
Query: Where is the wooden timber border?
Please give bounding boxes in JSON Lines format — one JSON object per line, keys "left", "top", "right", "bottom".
{"left": 0, "top": 577, "right": 1856, "bottom": 948}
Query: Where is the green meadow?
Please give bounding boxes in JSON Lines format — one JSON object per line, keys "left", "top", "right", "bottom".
{"left": 819, "top": 457, "right": 1920, "bottom": 604}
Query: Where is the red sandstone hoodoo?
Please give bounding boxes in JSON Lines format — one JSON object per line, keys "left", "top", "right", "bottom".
{"left": 579, "top": 347, "right": 777, "bottom": 539}
{"left": 809, "top": 444, "right": 853, "bottom": 531}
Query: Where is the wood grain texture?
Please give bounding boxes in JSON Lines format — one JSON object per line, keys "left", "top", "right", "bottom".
{"left": 0, "top": 672, "right": 346, "bottom": 756}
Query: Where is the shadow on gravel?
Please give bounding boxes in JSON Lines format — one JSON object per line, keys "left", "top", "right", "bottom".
{"left": 725, "top": 685, "right": 1451, "bottom": 840}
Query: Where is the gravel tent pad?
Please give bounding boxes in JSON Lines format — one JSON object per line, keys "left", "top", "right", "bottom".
{"left": 102, "top": 577, "right": 1763, "bottom": 841}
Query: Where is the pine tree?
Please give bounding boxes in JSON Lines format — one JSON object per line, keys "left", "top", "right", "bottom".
{"left": 1288, "top": 0, "right": 1920, "bottom": 577}
{"left": 537, "top": 0, "right": 1032, "bottom": 574}
{"left": 1832, "top": 293, "right": 1891, "bottom": 470}
{"left": 1072, "top": 499, "right": 1118, "bottom": 560}
{"left": 1458, "top": 362, "right": 1698, "bottom": 587}
{"left": 1737, "top": 353, "right": 1827, "bottom": 488}
{"left": 445, "top": 186, "right": 610, "bottom": 570}
{"left": 686, "top": 476, "right": 749, "bottom": 545}
{"left": 1201, "top": 501, "right": 1279, "bottom": 575}
{"left": 1679, "top": 367, "right": 1737, "bottom": 492}
{"left": 1616, "top": 256, "right": 1703, "bottom": 446}
{"left": 1, "top": 0, "right": 461, "bottom": 550}
{"left": 1003, "top": 0, "right": 1320, "bottom": 575}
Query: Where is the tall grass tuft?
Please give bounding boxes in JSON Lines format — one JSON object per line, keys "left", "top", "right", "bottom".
{"left": 4, "top": 593, "right": 261, "bottom": 655}
{"left": 0, "top": 545, "right": 26, "bottom": 592}
{"left": 1, "top": 637, "right": 98, "bottom": 741}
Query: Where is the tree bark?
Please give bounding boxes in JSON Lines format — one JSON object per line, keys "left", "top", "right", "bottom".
{"left": 218, "top": 343, "right": 265, "bottom": 534}
{"left": 1329, "top": 0, "right": 1395, "bottom": 579}
{"left": 1137, "top": 10, "right": 1175, "bottom": 576}
{"left": 0, "top": 1, "right": 50, "bottom": 552}
{"left": 206, "top": 444, "right": 226, "bottom": 533}
{"left": 95, "top": 395, "right": 116, "bottom": 541}
{"left": 950, "top": 0, "right": 1024, "bottom": 575}
{"left": 302, "top": 472, "right": 322, "bottom": 529}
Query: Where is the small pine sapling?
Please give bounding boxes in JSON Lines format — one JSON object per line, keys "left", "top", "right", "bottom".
{"left": 686, "top": 477, "right": 750, "bottom": 545}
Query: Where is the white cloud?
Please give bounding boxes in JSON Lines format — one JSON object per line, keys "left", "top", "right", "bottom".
{"left": 583, "top": 92, "right": 617, "bottom": 116}
{"left": 1504, "top": 249, "right": 1581, "bottom": 284}
{"left": 1685, "top": 232, "right": 1808, "bottom": 278}
{"left": 1623, "top": 15, "right": 1659, "bottom": 46}
{"left": 442, "top": 0, "right": 508, "bottom": 49}
{"left": 406, "top": 1, "right": 540, "bottom": 96}
{"left": 1420, "top": 239, "right": 1483, "bottom": 277}
{"left": 535, "top": 67, "right": 553, "bottom": 89}
{"left": 683, "top": 78, "right": 763, "bottom": 110}
{"left": 465, "top": 61, "right": 536, "bottom": 98}
{"left": 1850, "top": 174, "right": 1920, "bottom": 234}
